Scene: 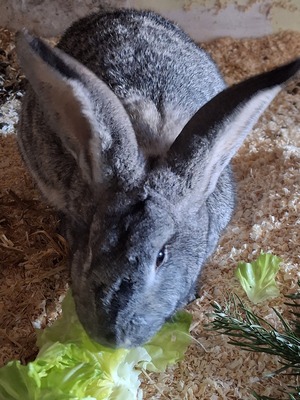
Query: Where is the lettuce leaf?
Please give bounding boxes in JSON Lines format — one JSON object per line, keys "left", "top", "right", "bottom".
{"left": 0, "top": 343, "right": 143, "bottom": 400}
{"left": 235, "top": 253, "right": 281, "bottom": 304}
{"left": 0, "top": 291, "right": 192, "bottom": 400}
{"left": 144, "top": 311, "right": 192, "bottom": 372}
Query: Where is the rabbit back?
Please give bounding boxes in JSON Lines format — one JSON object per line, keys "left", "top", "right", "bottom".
{"left": 57, "top": 9, "right": 226, "bottom": 156}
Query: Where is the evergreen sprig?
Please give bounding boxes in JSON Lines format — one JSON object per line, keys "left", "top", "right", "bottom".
{"left": 285, "top": 281, "right": 300, "bottom": 337}
{"left": 208, "top": 284, "right": 300, "bottom": 400}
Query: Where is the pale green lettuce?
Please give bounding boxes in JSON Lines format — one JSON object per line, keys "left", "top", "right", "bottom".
{"left": 0, "top": 291, "right": 192, "bottom": 400}
{"left": 143, "top": 310, "right": 192, "bottom": 372}
{"left": 235, "top": 252, "right": 281, "bottom": 304}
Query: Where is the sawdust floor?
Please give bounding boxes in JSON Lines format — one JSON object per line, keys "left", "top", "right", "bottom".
{"left": 0, "top": 28, "right": 300, "bottom": 399}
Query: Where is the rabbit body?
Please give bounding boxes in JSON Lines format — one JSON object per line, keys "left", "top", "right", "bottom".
{"left": 16, "top": 9, "right": 300, "bottom": 347}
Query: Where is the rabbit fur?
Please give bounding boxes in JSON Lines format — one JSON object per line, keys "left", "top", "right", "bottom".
{"left": 16, "top": 9, "right": 300, "bottom": 347}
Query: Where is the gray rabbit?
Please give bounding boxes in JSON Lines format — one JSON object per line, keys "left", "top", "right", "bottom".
{"left": 16, "top": 9, "right": 300, "bottom": 348}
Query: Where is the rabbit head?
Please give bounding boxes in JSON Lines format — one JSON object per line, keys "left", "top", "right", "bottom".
{"left": 16, "top": 21, "right": 300, "bottom": 348}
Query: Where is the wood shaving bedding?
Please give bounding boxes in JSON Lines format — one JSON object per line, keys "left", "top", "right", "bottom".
{"left": 0, "top": 28, "right": 299, "bottom": 399}
{"left": 0, "top": 29, "right": 25, "bottom": 107}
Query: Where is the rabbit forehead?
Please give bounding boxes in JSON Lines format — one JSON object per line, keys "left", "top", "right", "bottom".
{"left": 91, "top": 193, "right": 177, "bottom": 254}
{"left": 133, "top": 196, "right": 176, "bottom": 229}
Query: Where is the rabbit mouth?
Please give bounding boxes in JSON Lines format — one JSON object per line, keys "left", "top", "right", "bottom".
{"left": 82, "top": 313, "right": 161, "bottom": 348}
{"left": 72, "top": 282, "right": 162, "bottom": 348}
{"left": 75, "top": 278, "right": 181, "bottom": 348}
{"left": 113, "top": 316, "right": 164, "bottom": 348}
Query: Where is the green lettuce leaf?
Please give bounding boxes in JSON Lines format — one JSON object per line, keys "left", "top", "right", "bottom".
{"left": 36, "top": 291, "right": 103, "bottom": 353}
{"left": 235, "top": 252, "right": 281, "bottom": 304}
{"left": 0, "top": 291, "right": 192, "bottom": 400}
{"left": 0, "top": 343, "right": 143, "bottom": 400}
{"left": 144, "top": 311, "right": 192, "bottom": 372}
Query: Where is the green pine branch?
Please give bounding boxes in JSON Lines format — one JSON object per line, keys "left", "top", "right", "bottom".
{"left": 207, "top": 284, "right": 300, "bottom": 400}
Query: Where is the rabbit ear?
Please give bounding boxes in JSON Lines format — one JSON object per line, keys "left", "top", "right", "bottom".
{"left": 167, "top": 59, "right": 300, "bottom": 201}
{"left": 16, "top": 30, "right": 143, "bottom": 186}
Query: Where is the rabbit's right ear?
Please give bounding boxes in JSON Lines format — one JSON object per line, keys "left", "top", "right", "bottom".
{"left": 16, "top": 31, "right": 143, "bottom": 187}
{"left": 166, "top": 58, "right": 300, "bottom": 203}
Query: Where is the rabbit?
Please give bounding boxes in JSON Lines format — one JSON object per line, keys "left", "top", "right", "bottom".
{"left": 16, "top": 9, "right": 300, "bottom": 348}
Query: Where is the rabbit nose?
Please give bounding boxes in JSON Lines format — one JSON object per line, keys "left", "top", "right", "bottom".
{"left": 94, "top": 328, "right": 133, "bottom": 349}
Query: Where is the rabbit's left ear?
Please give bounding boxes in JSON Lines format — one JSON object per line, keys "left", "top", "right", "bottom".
{"left": 16, "top": 30, "right": 143, "bottom": 187}
{"left": 167, "top": 59, "right": 300, "bottom": 201}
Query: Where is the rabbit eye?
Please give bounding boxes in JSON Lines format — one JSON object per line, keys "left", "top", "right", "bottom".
{"left": 156, "top": 246, "right": 166, "bottom": 268}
